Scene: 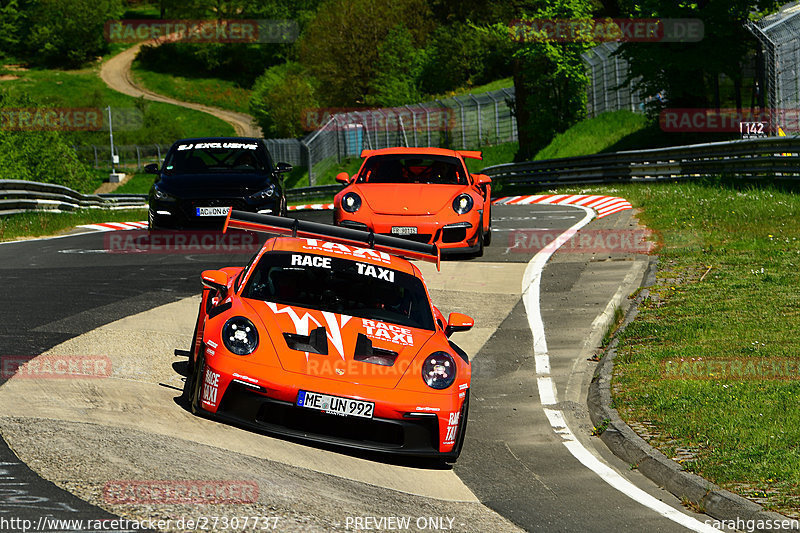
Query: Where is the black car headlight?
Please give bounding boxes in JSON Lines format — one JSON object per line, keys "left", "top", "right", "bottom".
{"left": 341, "top": 192, "right": 362, "bottom": 213}
{"left": 222, "top": 317, "right": 258, "bottom": 355}
{"left": 452, "top": 194, "right": 473, "bottom": 215}
{"left": 153, "top": 185, "right": 175, "bottom": 202}
{"left": 421, "top": 351, "right": 456, "bottom": 390}
{"left": 250, "top": 184, "right": 276, "bottom": 201}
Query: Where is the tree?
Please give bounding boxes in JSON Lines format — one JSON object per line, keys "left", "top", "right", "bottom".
{"left": 366, "top": 25, "right": 424, "bottom": 107}
{"left": 507, "top": 0, "right": 594, "bottom": 160}
{"left": 249, "top": 62, "right": 318, "bottom": 138}
{"left": 299, "top": 0, "right": 432, "bottom": 105}
{"left": 615, "top": 0, "right": 780, "bottom": 111}
{"left": 25, "top": 0, "right": 124, "bottom": 67}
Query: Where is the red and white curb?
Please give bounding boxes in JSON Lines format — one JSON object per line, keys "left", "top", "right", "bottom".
{"left": 494, "top": 194, "right": 632, "bottom": 218}
{"left": 77, "top": 221, "right": 148, "bottom": 232}
{"left": 74, "top": 196, "right": 631, "bottom": 232}
{"left": 288, "top": 203, "right": 334, "bottom": 211}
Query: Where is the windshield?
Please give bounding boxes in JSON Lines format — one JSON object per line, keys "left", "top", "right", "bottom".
{"left": 163, "top": 141, "right": 271, "bottom": 175}
{"left": 357, "top": 155, "right": 467, "bottom": 185}
{"left": 242, "top": 252, "right": 435, "bottom": 331}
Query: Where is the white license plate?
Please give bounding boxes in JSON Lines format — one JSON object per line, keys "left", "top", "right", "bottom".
{"left": 196, "top": 206, "right": 230, "bottom": 217}
{"left": 297, "top": 390, "right": 374, "bottom": 419}
{"left": 391, "top": 226, "right": 417, "bottom": 235}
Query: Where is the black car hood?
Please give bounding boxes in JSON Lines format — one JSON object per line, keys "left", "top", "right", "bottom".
{"left": 158, "top": 172, "right": 273, "bottom": 197}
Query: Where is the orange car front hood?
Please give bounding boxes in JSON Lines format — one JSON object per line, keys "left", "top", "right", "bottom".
{"left": 359, "top": 184, "right": 461, "bottom": 216}
{"left": 255, "top": 301, "right": 434, "bottom": 389}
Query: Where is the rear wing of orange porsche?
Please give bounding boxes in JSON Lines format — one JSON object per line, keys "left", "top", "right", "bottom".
{"left": 224, "top": 210, "right": 441, "bottom": 270}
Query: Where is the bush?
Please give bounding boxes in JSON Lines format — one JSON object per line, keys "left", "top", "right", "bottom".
{"left": 136, "top": 41, "right": 286, "bottom": 87}
{"left": 24, "top": 0, "right": 123, "bottom": 67}
{"left": 366, "top": 25, "right": 424, "bottom": 107}
{"left": 249, "top": 62, "right": 318, "bottom": 138}
{"left": 0, "top": 91, "right": 95, "bottom": 192}
{"left": 420, "top": 22, "right": 511, "bottom": 95}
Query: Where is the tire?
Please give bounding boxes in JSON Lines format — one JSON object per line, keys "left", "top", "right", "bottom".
{"left": 443, "top": 392, "right": 470, "bottom": 463}
{"left": 483, "top": 212, "right": 492, "bottom": 247}
{"left": 474, "top": 216, "right": 484, "bottom": 258}
{"left": 188, "top": 349, "right": 205, "bottom": 415}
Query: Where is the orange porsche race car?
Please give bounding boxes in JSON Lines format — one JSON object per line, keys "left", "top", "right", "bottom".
{"left": 333, "top": 147, "right": 492, "bottom": 256}
{"left": 184, "top": 211, "right": 474, "bottom": 462}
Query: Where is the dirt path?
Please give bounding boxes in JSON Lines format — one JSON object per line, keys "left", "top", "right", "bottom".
{"left": 99, "top": 41, "right": 261, "bottom": 138}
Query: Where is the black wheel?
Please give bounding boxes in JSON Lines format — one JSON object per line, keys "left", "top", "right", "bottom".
{"left": 483, "top": 207, "right": 492, "bottom": 246}
{"left": 474, "top": 216, "right": 484, "bottom": 258}
{"left": 187, "top": 349, "right": 205, "bottom": 415}
{"left": 443, "top": 391, "right": 470, "bottom": 463}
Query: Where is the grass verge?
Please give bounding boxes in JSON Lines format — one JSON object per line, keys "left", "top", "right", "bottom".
{"left": 534, "top": 111, "right": 648, "bottom": 160}
{"left": 130, "top": 63, "right": 251, "bottom": 114}
{"left": 0, "top": 208, "right": 147, "bottom": 242}
{"left": 553, "top": 179, "right": 800, "bottom": 518}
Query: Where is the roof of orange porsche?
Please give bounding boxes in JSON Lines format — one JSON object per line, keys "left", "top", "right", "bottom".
{"left": 268, "top": 237, "right": 419, "bottom": 276}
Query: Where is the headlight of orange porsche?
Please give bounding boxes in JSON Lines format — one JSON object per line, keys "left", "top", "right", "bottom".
{"left": 422, "top": 351, "right": 456, "bottom": 389}
{"left": 452, "top": 194, "right": 473, "bottom": 215}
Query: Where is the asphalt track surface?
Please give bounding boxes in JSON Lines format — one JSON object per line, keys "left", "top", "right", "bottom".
{"left": 0, "top": 205, "right": 718, "bottom": 532}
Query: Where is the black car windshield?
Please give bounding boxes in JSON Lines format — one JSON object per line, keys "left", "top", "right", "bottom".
{"left": 357, "top": 155, "right": 467, "bottom": 185}
{"left": 163, "top": 141, "right": 271, "bottom": 174}
{"left": 242, "top": 252, "right": 435, "bottom": 331}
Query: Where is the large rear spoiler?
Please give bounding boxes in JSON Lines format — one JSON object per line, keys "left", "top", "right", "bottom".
{"left": 224, "top": 210, "right": 440, "bottom": 270}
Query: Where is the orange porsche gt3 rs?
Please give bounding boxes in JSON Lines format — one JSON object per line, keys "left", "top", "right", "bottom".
{"left": 184, "top": 211, "right": 474, "bottom": 462}
{"left": 333, "top": 147, "right": 492, "bottom": 256}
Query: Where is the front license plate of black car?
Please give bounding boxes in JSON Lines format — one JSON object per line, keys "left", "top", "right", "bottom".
{"left": 297, "top": 390, "right": 374, "bottom": 419}
{"left": 391, "top": 226, "right": 417, "bottom": 235}
{"left": 196, "top": 206, "right": 230, "bottom": 217}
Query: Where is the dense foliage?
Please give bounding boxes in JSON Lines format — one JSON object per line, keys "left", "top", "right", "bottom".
{"left": 0, "top": 0, "right": 123, "bottom": 67}
{"left": 0, "top": 92, "right": 95, "bottom": 191}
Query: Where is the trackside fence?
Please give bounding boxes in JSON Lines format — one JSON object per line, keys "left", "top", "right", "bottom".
{"left": 296, "top": 88, "right": 517, "bottom": 185}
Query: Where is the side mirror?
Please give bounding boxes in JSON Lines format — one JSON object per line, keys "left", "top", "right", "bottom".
{"left": 144, "top": 163, "right": 159, "bottom": 175}
{"left": 275, "top": 162, "right": 293, "bottom": 174}
{"left": 445, "top": 312, "right": 474, "bottom": 337}
{"left": 473, "top": 173, "right": 491, "bottom": 187}
{"left": 335, "top": 172, "right": 351, "bottom": 185}
{"left": 201, "top": 270, "right": 229, "bottom": 294}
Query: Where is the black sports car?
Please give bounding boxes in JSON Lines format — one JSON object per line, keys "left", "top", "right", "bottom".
{"left": 147, "top": 137, "right": 292, "bottom": 230}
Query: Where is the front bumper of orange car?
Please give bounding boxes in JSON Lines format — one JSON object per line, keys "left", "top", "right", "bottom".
{"left": 336, "top": 211, "right": 483, "bottom": 254}
{"left": 196, "top": 352, "right": 469, "bottom": 458}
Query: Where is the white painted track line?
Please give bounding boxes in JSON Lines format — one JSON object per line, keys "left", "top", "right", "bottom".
{"left": 521, "top": 205, "right": 722, "bottom": 533}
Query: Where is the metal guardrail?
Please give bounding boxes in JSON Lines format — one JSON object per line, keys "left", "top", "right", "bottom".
{"left": 286, "top": 184, "right": 341, "bottom": 201}
{"left": 480, "top": 136, "right": 800, "bottom": 187}
{"left": 0, "top": 180, "right": 148, "bottom": 216}
{"left": 0, "top": 179, "right": 341, "bottom": 216}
